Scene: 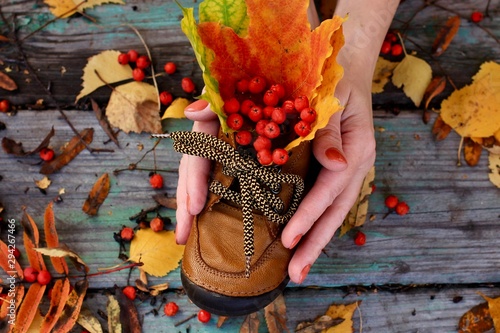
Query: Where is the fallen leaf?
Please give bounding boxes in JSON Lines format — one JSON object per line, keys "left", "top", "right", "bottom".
{"left": 296, "top": 316, "right": 344, "bottom": 333}
{"left": 148, "top": 282, "right": 169, "bottom": 297}
{"left": 0, "top": 240, "right": 24, "bottom": 279}
{"left": 264, "top": 294, "right": 288, "bottom": 333}
{"left": 217, "top": 316, "right": 229, "bottom": 328}
{"left": 106, "top": 82, "right": 162, "bottom": 134}
{"left": 77, "top": 307, "right": 104, "bottom": 333}
{"left": 129, "top": 228, "right": 184, "bottom": 277}
{"left": 432, "top": 16, "right": 461, "bottom": 56}
{"left": 34, "top": 245, "right": 89, "bottom": 273}
{"left": 40, "top": 128, "right": 94, "bottom": 175}
{"left": 1, "top": 127, "right": 55, "bottom": 156}
{"left": 488, "top": 153, "right": 500, "bottom": 188}
{"left": 39, "top": 278, "right": 71, "bottom": 333}
{"left": 372, "top": 57, "right": 398, "bottom": 93}
{"left": 0, "top": 284, "right": 24, "bottom": 325}
{"left": 423, "top": 76, "right": 446, "bottom": 110}
{"left": 240, "top": 312, "right": 260, "bottom": 333}
{"left": 440, "top": 61, "right": 500, "bottom": 138}
{"left": 107, "top": 295, "right": 122, "bottom": 333}
{"left": 12, "top": 283, "right": 46, "bottom": 333}
{"left": 464, "top": 137, "right": 482, "bottom": 166}
{"left": 152, "top": 193, "right": 177, "bottom": 210}
{"left": 21, "top": 208, "right": 46, "bottom": 272}
{"left": 51, "top": 279, "right": 89, "bottom": 332}
{"left": 432, "top": 115, "right": 452, "bottom": 141}
{"left": 82, "top": 173, "right": 111, "bottom": 216}
{"left": 161, "top": 97, "right": 190, "bottom": 119}
{"left": 27, "top": 310, "right": 44, "bottom": 333}
{"left": 0, "top": 71, "right": 18, "bottom": 91}
{"left": 342, "top": 166, "right": 375, "bottom": 235}
{"left": 91, "top": 98, "right": 119, "bottom": 147}
{"left": 324, "top": 301, "right": 360, "bottom": 333}
{"left": 392, "top": 53, "right": 433, "bottom": 107}
{"left": 115, "top": 286, "right": 142, "bottom": 333}
{"left": 35, "top": 176, "right": 51, "bottom": 190}
{"left": 458, "top": 301, "right": 492, "bottom": 333}
{"left": 44, "top": 202, "right": 69, "bottom": 274}
{"left": 44, "top": 0, "right": 125, "bottom": 19}
{"left": 76, "top": 50, "right": 133, "bottom": 102}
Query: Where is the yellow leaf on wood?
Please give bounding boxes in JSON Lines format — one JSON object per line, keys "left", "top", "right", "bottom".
{"left": 106, "top": 295, "right": 122, "bottom": 333}
{"left": 161, "top": 98, "right": 189, "bottom": 119}
{"left": 76, "top": 50, "right": 133, "bottom": 102}
{"left": 440, "top": 61, "right": 500, "bottom": 138}
{"left": 372, "top": 57, "right": 398, "bottom": 94}
{"left": 325, "top": 301, "right": 360, "bottom": 333}
{"left": 129, "top": 229, "right": 184, "bottom": 277}
{"left": 106, "top": 82, "right": 162, "bottom": 134}
{"left": 392, "top": 54, "right": 432, "bottom": 107}
{"left": 34, "top": 176, "right": 51, "bottom": 190}
{"left": 44, "top": 0, "right": 125, "bottom": 19}
{"left": 480, "top": 293, "right": 500, "bottom": 331}
{"left": 488, "top": 153, "right": 500, "bottom": 188}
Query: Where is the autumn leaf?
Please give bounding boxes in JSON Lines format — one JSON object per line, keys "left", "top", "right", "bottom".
{"left": 432, "top": 16, "right": 461, "bottom": 57}
{"left": 432, "top": 115, "right": 452, "bottom": 141}
{"left": 77, "top": 307, "right": 104, "bottom": 333}
{"left": 82, "top": 173, "right": 111, "bottom": 216}
{"left": 464, "top": 137, "right": 482, "bottom": 166}
{"left": 440, "top": 61, "right": 500, "bottom": 138}
{"left": 76, "top": 50, "right": 133, "bottom": 102}
{"left": 44, "top": 0, "right": 125, "bottom": 19}
{"left": 91, "top": 98, "right": 119, "bottom": 147}
{"left": 0, "top": 71, "right": 18, "bottom": 91}
{"left": 0, "top": 284, "right": 24, "bottom": 326}
{"left": 34, "top": 245, "right": 89, "bottom": 273}
{"left": 107, "top": 295, "right": 122, "bottom": 333}
{"left": 392, "top": 53, "right": 433, "bottom": 107}
{"left": 44, "top": 202, "right": 69, "bottom": 274}
{"left": 2, "top": 127, "right": 55, "bottom": 156}
{"left": 106, "top": 82, "right": 162, "bottom": 134}
{"left": 372, "top": 57, "right": 398, "bottom": 93}
{"left": 0, "top": 240, "right": 23, "bottom": 279}
{"left": 51, "top": 279, "right": 89, "bottom": 332}
{"left": 458, "top": 301, "right": 492, "bottom": 333}
{"left": 12, "top": 283, "right": 46, "bottom": 333}
{"left": 21, "top": 208, "right": 46, "bottom": 272}
{"left": 161, "top": 97, "right": 189, "bottom": 119}
{"left": 115, "top": 286, "right": 142, "bottom": 333}
{"left": 264, "top": 294, "right": 288, "bottom": 333}
{"left": 240, "top": 312, "right": 260, "bottom": 333}
{"left": 129, "top": 228, "right": 184, "bottom": 277}
{"left": 39, "top": 278, "right": 71, "bottom": 333}
{"left": 296, "top": 301, "right": 360, "bottom": 333}
{"left": 423, "top": 76, "right": 446, "bottom": 110}
{"left": 152, "top": 193, "right": 177, "bottom": 210}
{"left": 35, "top": 176, "right": 51, "bottom": 190}
{"left": 488, "top": 153, "right": 500, "bottom": 188}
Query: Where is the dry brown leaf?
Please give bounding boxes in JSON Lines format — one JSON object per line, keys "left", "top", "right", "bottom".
{"left": 240, "top": 312, "right": 260, "bottom": 333}
{"left": 458, "top": 301, "right": 492, "bottom": 333}
{"left": 432, "top": 16, "right": 461, "bottom": 56}
{"left": 488, "top": 153, "right": 500, "bottom": 188}
{"left": 77, "top": 307, "right": 104, "bottom": 333}
{"left": 0, "top": 71, "right": 18, "bottom": 91}
{"left": 217, "top": 316, "right": 230, "bottom": 328}
{"left": 0, "top": 284, "right": 24, "bottom": 326}
{"left": 372, "top": 57, "right": 398, "bottom": 94}
{"left": 345, "top": 166, "right": 375, "bottom": 229}
{"left": 161, "top": 97, "right": 189, "bottom": 119}
{"left": 129, "top": 229, "right": 184, "bottom": 277}
{"left": 423, "top": 76, "right": 446, "bottom": 110}
{"left": 91, "top": 98, "right": 119, "bottom": 147}
{"left": 39, "top": 278, "right": 71, "bottom": 333}
{"left": 12, "top": 283, "right": 46, "bottom": 333}
{"left": 40, "top": 128, "right": 94, "bottom": 175}
{"left": 324, "top": 301, "right": 360, "bottom": 333}
{"left": 152, "top": 193, "right": 177, "bottom": 210}
{"left": 21, "top": 208, "right": 46, "bottom": 272}
{"left": 82, "top": 173, "right": 111, "bottom": 216}
{"left": 44, "top": 0, "right": 125, "bottom": 18}
{"left": 35, "top": 176, "right": 51, "bottom": 190}
{"left": 432, "top": 115, "right": 452, "bottom": 141}
{"left": 51, "top": 279, "right": 89, "bottom": 332}
{"left": 115, "top": 286, "right": 142, "bottom": 333}
{"left": 2, "top": 127, "right": 55, "bottom": 156}
{"left": 392, "top": 54, "right": 433, "bottom": 107}
{"left": 76, "top": 50, "right": 133, "bottom": 102}
{"left": 464, "top": 137, "right": 482, "bottom": 166}
{"left": 296, "top": 316, "right": 344, "bottom": 333}
{"left": 34, "top": 245, "right": 89, "bottom": 273}
{"left": 148, "top": 282, "right": 169, "bottom": 296}
{"left": 107, "top": 295, "right": 122, "bottom": 333}
{"left": 264, "top": 294, "right": 287, "bottom": 333}
{"left": 44, "top": 202, "right": 69, "bottom": 274}
{"left": 106, "top": 82, "right": 162, "bottom": 134}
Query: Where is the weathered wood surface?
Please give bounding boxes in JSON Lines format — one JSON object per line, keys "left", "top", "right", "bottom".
{"left": 1, "top": 0, "right": 500, "bottom": 332}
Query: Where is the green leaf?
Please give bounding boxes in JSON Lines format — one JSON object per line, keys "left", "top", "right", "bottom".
{"left": 199, "top": 0, "right": 249, "bottom": 36}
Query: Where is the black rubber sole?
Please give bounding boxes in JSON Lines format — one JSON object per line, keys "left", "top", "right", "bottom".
{"left": 181, "top": 270, "right": 289, "bottom": 317}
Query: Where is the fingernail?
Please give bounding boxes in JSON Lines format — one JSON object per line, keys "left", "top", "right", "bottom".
{"left": 325, "top": 147, "right": 347, "bottom": 163}
{"left": 289, "top": 234, "right": 302, "bottom": 249}
{"left": 299, "top": 264, "right": 311, "bottom": 284}
{"left": 185, "top": 99, "right": 209, "bottom": 112}
{"left": 186, "top": 193, "right": 191, "bottom": 214}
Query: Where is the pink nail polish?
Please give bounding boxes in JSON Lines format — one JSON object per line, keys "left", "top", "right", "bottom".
{"left": 289, "top": 234, "right": 302, "bottom": 249}
{"left": 299, "top": 264, "right": 311, "bottom": 284}
{"left": 185, "top": 99, "right": 209, "bottom": 112}
{"left": 325, "top": 147, "right": 347, "bottom": 163}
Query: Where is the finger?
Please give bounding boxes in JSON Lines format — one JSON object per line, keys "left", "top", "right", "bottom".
{"left": 175, "top": 155, "right": 194, "bottom": 244}
{"left": 184, "top": 99, "right": 218, "bottom": 122}
{"left": 313, "top": 111, "right": 348, "bottom": 172}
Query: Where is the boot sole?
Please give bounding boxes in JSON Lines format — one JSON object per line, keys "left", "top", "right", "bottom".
{"left": 181, "top": 269, "right": 289, "bottom": 316}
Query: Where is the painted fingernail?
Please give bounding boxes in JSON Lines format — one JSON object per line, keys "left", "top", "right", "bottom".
{"left": 289, "top": 234, "right": 302, "bottom": 249}
{"left": 185, "top": 99, "right": 209, "bottom": 112}
{"left": 186, "top": 193, "right": 191, "bottom": 213}
{"left": 299, "top": 264, "right": 311, "bottom": 284}
{"left": 325, "top": 147, "right": 347, "bottom": 163}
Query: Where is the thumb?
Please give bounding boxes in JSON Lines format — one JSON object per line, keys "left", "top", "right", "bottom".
{"left": 312, "top": 111, "right": 348, "bottom": 172}
{"left": 184, "top": 99, "right": 218, "bottom": 122}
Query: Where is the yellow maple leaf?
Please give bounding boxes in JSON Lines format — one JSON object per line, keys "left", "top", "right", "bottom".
{"left": 440, "top": 61, "right": 500, "bottom": 138}
{"left": 372, "top": 57, "right": 398, "bottom": 94}
{"left": 129, "top": 229, "right": 184, "bottom": 277}
{"left": 161, "top": 98, "right": 189, "bottom": 119}
{"left": 392, "top": 54, "right": 432, "bottom": 107}
{"left": 44, "top": 0, "right": 125, "bottom": 19}
{"left": 106, "top": 82, "right": 162, "bottom": 134}
{"left": 76, "top": 50, "right": 133, "bottom": 102}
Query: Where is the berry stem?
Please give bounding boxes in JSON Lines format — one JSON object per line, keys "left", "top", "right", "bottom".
{"left": 174, "top": 314, "right": 197, "bottom": 327}
{"left": 67, "top": 262, "right": 143, "bottom": 279}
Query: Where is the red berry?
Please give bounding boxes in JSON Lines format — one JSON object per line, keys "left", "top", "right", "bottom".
{"left": 354, "top": 231, "right": 366, "bottom": 246}
{"left": 226, "top": 113, "right": 244, "bottom": 131}
{"left": 264, "top": 121, "right": 280, "bottom": 139}
{"left": 384, "top": 195, "right": 399, "bottom": 209}
{"left": 122, "top": 286, "right": 137, "bottom": 300}
{"left": 0, "top": 99, "right": 10, "bottom": 113}
{"left": 257, "top": 149, "right": 273, "bottom": 165}
{"left": 271, "top": 107, "right": 286, "bottom": 124}
{"left": 272, "top": 148, "right": 289, "bottom": 165}
{"left": 380, "top": 41, "right": 392, "bottom": 54}
{"left": 120, "top": 226, "right": 134, "bottom": 241}
{"left": 263, "top": 89, "right": 279, "bottom": 106}
{"left": 270, "top": 83, "right": 286, "bottom": 100}
{"left": 253, "top": 135, "right": 271, "bottom": 151}
{"left": 300, "top": 107, "right": 317, "bottom": 123}
{"left": 23, "top": 267, "right": 38, "bottom": 283}
{"left": 164, "top": 61, "right": 177, "bottom": 74}
{"left": 248, "top": 76, "right": 267, "bottom": 94}
{"left": 159, "top": 91, "right": 173, "bottom": 106}
{"left": 248, "top": 105, "right": 263, "bottom": 122}
{"left": 150, "top": 217, "right": 164, "bottom": 232}
{"left": 136, "top": 55, "right": 151, "bottom": 69}
{"left": 263, "top": 106, "right": 275, "bottom": 119}
{"left": 236, "top": 79, "right": 249, "bottom": 93}
{"left": 240, "top": 99, "right": 255, "bottom": 116}
{"left": 391, "top": 44, "right": 403, "bottom": 57}
{"left": 294, "top": 120, "right": 312, "bottom": 137}
{"left": 395, "top": 202, "right": 410, "bottom": 216}
{"left": 255, "top": 119, "right": 269, "bottom": 136}
{"left": 39, "top": 147, "right": 55, "bottom": 162}
{"left": 294, "top": 95, "right": 309, "bottom": 112}
{"left": 282, "top": 100, "right": 296, "bottom": 114}
{"left": 118, "top": 53, "right": 130, "bottom": 65}
{"left": 181, "top": 77, "right": 196, "bottom": 93}
{"left": 235, "top": 130, "right": 252, "bottom": 146}
{"left": 132, "top": 68, "right": 145, "bottom": 81}
{"left": 164, "top": 302, "right": 179, "bottom": 316}
{"left": 197, "top": 309, "right": 211, "bottom": 323}
{"left": 471, "top": 11, "right": 484, "bottom": 23}
{"left": 37, "top": 270, "right": 52, "bottom": 285}
{"left": 149, "top": 174, "right": 164, "bottom": 189}
{"left": 127, "top": 49, "right": 139, "bottom": 62}
{"left": 385, "top": 32, "right": 397, "bottom": 43}
{"left": 13, "top": 247, "right": 21, "bottom": 259}
{"left": 223, "top": 97, "right": 240, "bottom": 114}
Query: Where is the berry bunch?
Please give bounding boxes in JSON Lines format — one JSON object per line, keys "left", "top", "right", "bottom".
{"left": 23, "top": 266, "right": 52, "bottom": 285}
{"left": 223, "top": 76, "right": 318, "bottom": 166}
{"left": 384, "top": 194, "right": 410, "bottom": 216}
{"left": 117, "top": 49, "right": 152, "bottom": 82}
{"left": 380, "top": 31, "right": 403, "bottom": 57}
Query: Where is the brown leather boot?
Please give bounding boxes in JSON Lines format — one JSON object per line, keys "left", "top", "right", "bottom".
{"left": 171, "top": 130, "right": 311, "bottom": 316}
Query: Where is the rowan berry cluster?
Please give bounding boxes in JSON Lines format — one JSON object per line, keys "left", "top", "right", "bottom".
{"left": 380, "top": 31, "right": 403, "bottom": 57}
{"left": 384, "top": 194, "right": 410, "bottom": 216}
{"left": 224, "top": 76, "right": 318, "bottom": 166}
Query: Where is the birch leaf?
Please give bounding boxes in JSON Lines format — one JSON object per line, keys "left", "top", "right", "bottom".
{"left": 161, "top": 97, "right": 190, "bottom": 119}
{"left": 372, "top": 57, "right": 398, "bottom": 94}
{"left": 129, "top": 229, "right": 184, "bottom": 277}
{"left": 392, "top": 54, "right": 432, "bottom": 107}
{"left": 44, "top": 0, "right": 125, "bottom": 19}
{"left": 325, "top": 301, "right": 360, "bottom": 333}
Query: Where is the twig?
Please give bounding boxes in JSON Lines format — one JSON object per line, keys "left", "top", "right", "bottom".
{"left": 68, "top": 262, "right": 143, "bottom": 279}
{"left": 174, "top": 314, "right": 197, "bottom": 327}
